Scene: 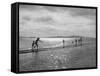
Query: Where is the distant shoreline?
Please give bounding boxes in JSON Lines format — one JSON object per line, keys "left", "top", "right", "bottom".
{"left": 19, "top": 36, "right": 96, "bottom": 39}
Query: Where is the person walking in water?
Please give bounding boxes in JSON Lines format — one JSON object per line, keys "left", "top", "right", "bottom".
{"left": 79, "top": 37, "right": 82, "bottom": 46}
{"left": 63, "top": 39, "right": 65, "bottom": 48}
{"left": 75, "top": 39, "right": 77, "bottom": 46}
{"left": 35, "top": 37, "right": 40, "bottom": 51}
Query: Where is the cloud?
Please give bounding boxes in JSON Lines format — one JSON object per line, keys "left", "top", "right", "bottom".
{"left": 68, "top": 8, "right": 96, "bottom": 21}
{"left": 19, "top": 5, "right": 96, "bottom": 38}
{"left": 33, "top": 16, "right": 55, "bottom": 25}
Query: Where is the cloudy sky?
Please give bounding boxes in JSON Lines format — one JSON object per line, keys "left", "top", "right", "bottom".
{"left": 19, "top": 5, "right": 96, "bottom": 38}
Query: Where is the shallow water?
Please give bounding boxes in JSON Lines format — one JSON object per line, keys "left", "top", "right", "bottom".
{"left": 19, "top": 37, "right": 76, "bottom": 50}
{"left": 19, "top": 39, "right": 96, "bottom": 71}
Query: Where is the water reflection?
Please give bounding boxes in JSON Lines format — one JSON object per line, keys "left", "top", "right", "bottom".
{"left": 29, "top": 50, "right": 71, "bottom": 70}
{"left": 31, "top": 52, "right": 39, "bottom": 70}
{"left": 19, "top": 38, "right": 96, "bottom": 71}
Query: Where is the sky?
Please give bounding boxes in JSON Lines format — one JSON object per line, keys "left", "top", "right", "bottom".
{"left": 19, "top": 5, "right": 96, "bottom": 38}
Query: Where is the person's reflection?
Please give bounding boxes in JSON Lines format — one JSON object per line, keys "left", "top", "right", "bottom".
{"left": 31, "top": 51, "right": 39, "bottom": 70}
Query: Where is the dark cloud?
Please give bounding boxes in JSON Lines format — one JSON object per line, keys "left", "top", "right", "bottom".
{"left": 20, "top": 5, "right": 96, "bottom": 18}
{"left": 19, "top": 5, "right": 43, "bottom": 11}
{"left": 69, "top": 8, "right": 96, "bottom": 19}
{"left": 43, "top": 6, "right": 58, "bottom": 12}
{"left": 20, "top": 4, "right": 69, "bottom": 12}
{"left": 33, "top": 16, "right": 55, "bottom": 24}
{"left": 22, "top": 16, "right": 31, "bottom": 21}
{"left": 43, "top": 6, "right": 96, "bottom": 19}
{"left": 43, "top": 6, "right": 69, "bottom": 13}
{"left": 19, "top": 16, "right": 31, "bottom": 27}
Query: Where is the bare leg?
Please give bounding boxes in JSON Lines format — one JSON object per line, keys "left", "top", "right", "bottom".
{"left": 35, "top": 44, "right": 38, "bottom": 52}
{"left": 63, "top": 42, "right": 64, "bottom": 48}
{"left": 32, "top": 46, "right": 34, "bottom": 52}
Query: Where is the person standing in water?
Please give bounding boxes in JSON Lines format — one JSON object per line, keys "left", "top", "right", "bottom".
{"left": 63, "top": 39, "right": 65, "bottom": 48}
{"left": 80, "top": 37, "right": 82, "bottom": 46}
{"left": 75, "top": 39, "right": 77, "bottom": 46}
{"left": 35, "top": 37, "right": 40, "bottom": 51}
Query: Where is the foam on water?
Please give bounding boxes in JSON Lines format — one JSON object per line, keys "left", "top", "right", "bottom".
{"left": 40, "top": 38, "right": 74, "bottom": 42}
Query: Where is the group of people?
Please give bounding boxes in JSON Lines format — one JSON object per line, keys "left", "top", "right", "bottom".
{"left": 74, "top": 37, "right": 82, "bottom": 46}
{"left": 32, "top": 37, "right": 83, "bottom": 53}
{"left": 62, "top": 37, "right": 83, "bottom": 48}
